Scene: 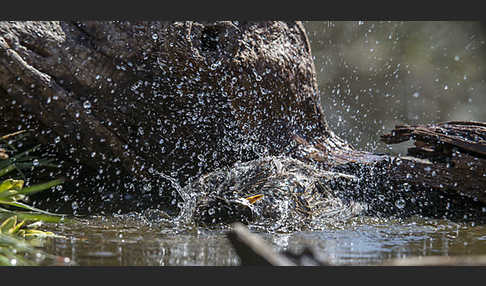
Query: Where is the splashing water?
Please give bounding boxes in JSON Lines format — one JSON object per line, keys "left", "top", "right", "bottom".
{"left": 142, "top": 156, "right": 367, "bottom": 232}
{"left": 148, "top": 170, "right": 196, "bottom": 228}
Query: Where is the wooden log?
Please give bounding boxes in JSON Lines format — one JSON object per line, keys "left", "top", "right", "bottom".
{"left": 380, "top": 121, "right": 486, "bottom": 205}
{"left": 227, "top": 223, "right": 296, "bottom": 266}
{"left": 294, "top": 121, "right": 486, "bottom": 223}
{"left": 227, "top": 223, "right": 327, "bottom": 266}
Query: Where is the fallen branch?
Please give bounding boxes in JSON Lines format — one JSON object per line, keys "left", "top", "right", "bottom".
{"left": 227, "top": 223, "right": 327, "bottom": 266}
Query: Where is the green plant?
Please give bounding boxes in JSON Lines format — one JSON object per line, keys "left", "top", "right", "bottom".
{"left": 0, "top": 220, "right": 68, "bottom": 266}
{"left": 0, "top": 131, "right": 69, "bottom": 265}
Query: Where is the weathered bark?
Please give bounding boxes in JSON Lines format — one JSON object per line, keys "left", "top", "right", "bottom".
{"left": 0, "top": 21, "right": 332, "bottom": 214}
{"left": 380, "top": 121, "right": 486, "bottom": 204}
{"left": 296, "top": 121, "right": 486, "bottom": 223}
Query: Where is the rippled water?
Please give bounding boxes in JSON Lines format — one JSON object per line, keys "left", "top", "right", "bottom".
{"left": 35, "top": 215, "right": 486, "bottom": 266}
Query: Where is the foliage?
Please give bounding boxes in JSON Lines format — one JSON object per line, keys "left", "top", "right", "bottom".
{"left": 0, "top": 131, "right": 68, "bottom": 266}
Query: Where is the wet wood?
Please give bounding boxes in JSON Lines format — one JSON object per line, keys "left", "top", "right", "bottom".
{"left": 380, "top": 121, "right": 486, "bottom": 205}
{"left": 381, "top": 121, "right": 486, "bottom": 159}
{"left": 295, "top": 121, "right": 486, "bottom": 223}
{"left": 227, "top": 223, "right": 326, "bottom": 266}
{"left": 227, "top": 223, "right": 296, "bottom": 266}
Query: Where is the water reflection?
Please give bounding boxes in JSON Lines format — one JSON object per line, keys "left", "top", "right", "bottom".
{"left": 39, "top": 215, "right": 486, "bottom": 266}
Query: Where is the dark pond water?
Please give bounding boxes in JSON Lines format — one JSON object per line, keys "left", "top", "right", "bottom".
{"left": 35, "top": 215, "right": 486, "bottom": 266}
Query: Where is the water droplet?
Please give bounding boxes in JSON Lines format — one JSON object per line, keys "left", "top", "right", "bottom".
{"left": 210, "top": 61, "right": 221, "bottom": 70}
{"left": 395, "top": 199, "right": 406, "bottom": 209}
{"left": 143, "top": 183, "right": 152, "bottom": 192}
{"left": 83, "top": 100, "right": 91, "bottom": 109}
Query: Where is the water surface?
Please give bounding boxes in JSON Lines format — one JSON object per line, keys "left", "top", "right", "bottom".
{"left": 38, "top": 215, "right": 486, "bottom": 266}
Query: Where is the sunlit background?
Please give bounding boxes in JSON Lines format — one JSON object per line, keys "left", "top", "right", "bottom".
{"left": 304, "top": 21, "right": 486, "bottom": 154}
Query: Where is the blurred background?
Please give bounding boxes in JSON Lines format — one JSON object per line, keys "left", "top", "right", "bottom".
{"left": 304, "top": 21, "right": 486, "bottom": 155}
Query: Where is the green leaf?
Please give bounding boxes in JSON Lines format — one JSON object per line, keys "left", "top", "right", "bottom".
{"left": 13, "top": 212, "right": 67, "bottom": 224}
{"left": 0, "top": 179, "right": 24, "bottom": 193}
{"left": 0, "top": 145, "right": 41, "bottom": 178}
{"left": 18, "top": 178, "right": 64, "bottom": 196}
{"left": 0, "top": 164, "right": 16, "bottom": 178}
{"left": 11, "top": 145, "right": 40, "bottom": 160}
{"left": 0, "top": 216, "right": 17, "bottom": 234}
{"left": 23, "top": 229, "right": 63, "bottom": 239}
{"left": 0, "top": 190, "right": 17, "bottom": 200}
{"left": 0, "top": 201, "right": 60, "bottom": 216}
{"left": 9, "top": 219, "right": 25, "bottom": 235}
